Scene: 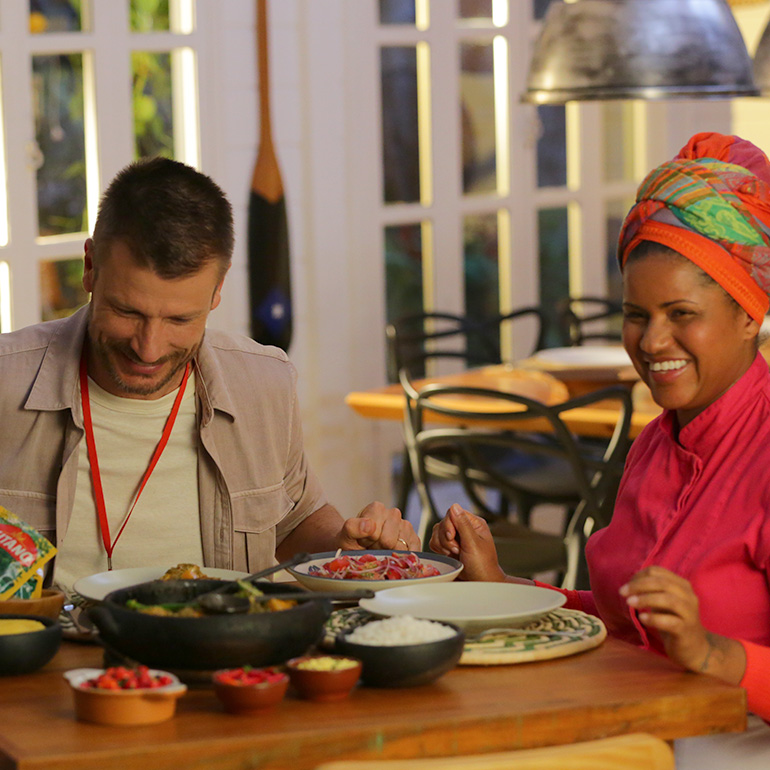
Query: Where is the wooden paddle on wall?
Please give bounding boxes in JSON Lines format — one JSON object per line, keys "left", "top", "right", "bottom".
{"left": 248, "top": 0, "right": 292, "bottom": 350}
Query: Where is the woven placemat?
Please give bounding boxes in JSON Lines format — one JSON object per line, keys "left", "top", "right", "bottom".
{"left": 459, "top": 608, "right": 606, "bottom": 665}
{"left": 322, "top": 606, "right": 606, "bottom": 665}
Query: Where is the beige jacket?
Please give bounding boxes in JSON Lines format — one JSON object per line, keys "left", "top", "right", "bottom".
{"left": 0, "top": 306, "right": 327, "bottom": 572}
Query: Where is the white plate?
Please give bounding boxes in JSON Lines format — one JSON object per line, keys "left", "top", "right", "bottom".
{"left": 359, "top": 582, "right": 566, "bottom": 633}
{"left": 73, "top": 567, "right": 249, "bottom": 602}
{"left": 532, "top": 346, "right": 631, "bottom": 368}
{"left": 288, "top": 550, "right": 463, "bottom": 593}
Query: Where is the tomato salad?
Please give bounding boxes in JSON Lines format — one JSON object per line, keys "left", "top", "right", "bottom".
{"left": 79, "top": 665, "right": 174, "bottom": 690}
{"left": 308, "top": 551, "right": 441, "bottom": 581}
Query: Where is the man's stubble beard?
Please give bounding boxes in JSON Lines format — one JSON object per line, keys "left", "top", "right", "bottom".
{"left": 86, "top": 315, "right": 200, "bottom": 397}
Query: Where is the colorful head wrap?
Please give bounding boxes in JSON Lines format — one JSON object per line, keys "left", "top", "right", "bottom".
{"left": 618, "top": 132, "right": 770, "bottom": 323}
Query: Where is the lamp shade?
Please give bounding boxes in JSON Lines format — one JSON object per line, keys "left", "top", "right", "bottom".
{"left": 522, "top": 0, "right": 758, "bottom": 104}
{"left": 753, "top": 18, "right": 770, "bottom": 94}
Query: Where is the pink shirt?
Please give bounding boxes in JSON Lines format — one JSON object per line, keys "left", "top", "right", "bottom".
{"left": 555, "top": 353, "right": 770, "bottom": 717}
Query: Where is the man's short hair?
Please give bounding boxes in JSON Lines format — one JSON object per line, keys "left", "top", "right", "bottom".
{"left": 91, "top": 156, "right": 234, "bottom": 278}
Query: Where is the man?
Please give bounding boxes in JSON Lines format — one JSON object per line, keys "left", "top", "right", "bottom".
{"left": 0, "top": 157, "right": 418, "bottom": 594}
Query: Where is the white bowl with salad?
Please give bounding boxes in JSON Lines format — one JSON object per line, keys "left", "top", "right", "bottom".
{"left": 287, "top": 550, "right": 463, "bottom": 593}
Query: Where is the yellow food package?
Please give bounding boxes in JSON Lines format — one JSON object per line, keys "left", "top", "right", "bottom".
{"left": 0, "top": 507, "right": 56, "bottom": 600}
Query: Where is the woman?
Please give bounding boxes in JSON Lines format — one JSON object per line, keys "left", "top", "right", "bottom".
{"left": 431, "top": 132, "right": 770, "bottom": 766}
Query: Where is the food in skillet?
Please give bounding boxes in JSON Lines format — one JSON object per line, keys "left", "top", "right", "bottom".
{"left": 308, "top": 551, "right": 441, "bottom": 581}
{"left": 125, "top": 580, "right": 298, "bottom": 617}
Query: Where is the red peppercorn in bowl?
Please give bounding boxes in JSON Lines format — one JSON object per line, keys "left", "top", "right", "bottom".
{"left": 212, "top": 666, "right": 289, "bottom": 714}
{"left": 64, "top": 666, "right": 187, "bottom": 726}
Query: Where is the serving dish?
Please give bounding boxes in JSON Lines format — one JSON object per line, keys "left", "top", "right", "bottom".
{"left": 335, "top": 620, "right": 464, "bottom": 688}
{"left": 1, "top": 588, "right": 66, "bottom": 620}
{"left": 530, "top": 345, "right": 631, "bottom": 368}
{"left": 64, "top": 667, "right": 186, "bottom": 725}
{"left": 359, "top": 582, "right": 566, "bottom": 633}
{"left": 74, "top": 567, "right": 249, "bottom": 602}
{"left": 288, "top": 550, "right": 462, "bottom": 593}
{"left": 286, "top": 655, "right": 362, "bottom": 701}
{"left": 213, "top": 667, "right": 289, "bottom": 713}
{"left": 0, "top": 614, "right": 62, "bottom": 676}
{"left": 88, "top": 579, "right": 332, "bottom": 671}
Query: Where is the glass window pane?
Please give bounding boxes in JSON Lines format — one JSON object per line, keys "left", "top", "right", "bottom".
{"left": 33, "top": 53, "right": 88, "bottom": 237}
{"left": 606, "top": 198, "right": 632, "bottom": 304}
{"left": 379, "top": 0, "right": 415, "bottom": 25}
{"left": 459, "top": 0, "right": 493, "bottom": 22}
{"left": 538, "top": 207, "right": 569, "bottom": 347}
{"left": 536, "top": 105, "right": 566, "bottom": 188}
{"left": 533, "top": 0, "right": 554, "bottom": 20}
{"left": 40, "top": 257, "right": 87, "bottom": 321}
{"left": 381, "top": 47, "right": 420, "bottom": 204}
{"left": 132, "top": 51, "right": 174, "bottom": 159}
{"left": 602, "top": 103, "right": 636, "bottom": 183}
{"left": 0, "top": 262, "right": 10, "bottom": 333}
{"left": 30, "top": 0, "right": 84, "bottom": 34}
{"left": 130, "top": 0, "right": 170, "bottom": 32}
{"left": 385, "top": 222, "right": 423, "bottom": 326}
{"left": 464, "top": 212, "right": 498, "bottom": 322}
{"left": 385, "top": 223, "right": 427, "bottom": 382}
{"left": 461, "top": 42, "right": 497, "bottom": 195}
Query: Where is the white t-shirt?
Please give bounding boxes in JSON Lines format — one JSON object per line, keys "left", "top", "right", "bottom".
{"left": 54, "top": 374, "right": 202, "bottom": 594}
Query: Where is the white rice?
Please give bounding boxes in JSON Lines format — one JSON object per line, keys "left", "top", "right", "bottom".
{"left": 345, "top": 615, "right": 456, "bottom": 646}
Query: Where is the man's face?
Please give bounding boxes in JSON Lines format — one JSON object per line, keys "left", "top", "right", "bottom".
{"left": 82, "top": 239, "right": 225, "bottom": 399}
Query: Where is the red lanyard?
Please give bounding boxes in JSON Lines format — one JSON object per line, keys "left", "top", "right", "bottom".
{"left": 79, "top": 354, "right": 191, "bottom": 569}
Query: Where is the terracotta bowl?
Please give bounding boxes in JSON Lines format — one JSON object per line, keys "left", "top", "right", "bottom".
{"left": 64, "top": 668, "right": 187, "bottom": 726}
{"left": 286, "top": 654, "right": 362, "bottom": 702}
{"left": 212, "top": 668, "right": 289, "bottom": 714}
{"left": 2, "top": 589, "right": 66, "bottom": 620}
{"left": 0, "top": 614, "right": 62, "bottom": 676}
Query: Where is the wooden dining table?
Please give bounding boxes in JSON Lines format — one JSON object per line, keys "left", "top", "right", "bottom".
{"left": 345, "top": 362, "right": 661, "bottom": 440}
{"left": 0, "top": 634, "right": 746, "bottom": 770}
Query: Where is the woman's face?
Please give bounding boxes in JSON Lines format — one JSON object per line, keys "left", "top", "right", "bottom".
{"left": 622, "top": 249, "right": 759, "bottom": 428}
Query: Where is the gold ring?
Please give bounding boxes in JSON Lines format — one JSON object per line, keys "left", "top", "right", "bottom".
{"left": 397, "top": 538, "right": 409, "bottom": 549}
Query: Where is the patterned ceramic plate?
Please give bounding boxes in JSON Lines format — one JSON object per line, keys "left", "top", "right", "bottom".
{"left": 459, "top": 608, "right": 607, "bottom": 665}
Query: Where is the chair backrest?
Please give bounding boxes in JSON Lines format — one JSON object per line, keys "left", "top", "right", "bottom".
{"left": 386, "top": 309, "right": 546, "bottom": 382}
{"left": 557, "top": 296, "right": 623, "bottom": 346}
{"left": 314, "top": 733, "right": 675, "bottom": 770}
{"left": 401, "top": 376, "right": 633, "bottom": 578}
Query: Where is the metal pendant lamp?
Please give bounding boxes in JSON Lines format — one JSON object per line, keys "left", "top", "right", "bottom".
{"left": 752, "top": 17, "right": 770, "bottom": 94}
{"left": 522, "top": 0, "right": 759, "bottom": 104}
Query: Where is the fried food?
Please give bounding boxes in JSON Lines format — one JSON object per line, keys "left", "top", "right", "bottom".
{"left": 160, "top": 563, "right": 209, "bottom": 581}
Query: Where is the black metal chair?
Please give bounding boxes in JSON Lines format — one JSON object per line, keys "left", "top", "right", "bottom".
{"left": 402, "top": 382, "right": 633, "bottom": 589}
{"left": 386, "top": 309, "right": 547, "bottom": 513}
{"left": 557, "top": 296, "right": 623, "bottom": 346}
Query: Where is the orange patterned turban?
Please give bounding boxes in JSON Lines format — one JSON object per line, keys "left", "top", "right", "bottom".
{"left": 618, "top": 132, "right": 770, "bottom": 323}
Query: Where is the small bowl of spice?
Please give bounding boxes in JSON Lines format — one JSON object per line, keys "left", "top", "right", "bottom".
{"left": 335, "top": 615, "right": 464, "bottom": 688}
{"left": 285, "top": 654, "right": 362, "bottom": 702}
{"left": 212, "top": 666, "right": 289, "bottom": 714}
{"left": 64, "top": 665, "right": 187, "bottom": 725}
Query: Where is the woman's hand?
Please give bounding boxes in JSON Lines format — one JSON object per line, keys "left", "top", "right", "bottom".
{"left": 621, "top": 566, "right": 745, "bottom": 683}
{"left": 338, "top": 501, "right": 421, "bottom": 551}
{"left": 429, "top": 504, "right": 507, "bottom": 582}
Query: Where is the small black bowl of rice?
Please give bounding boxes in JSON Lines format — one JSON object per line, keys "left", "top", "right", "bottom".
{"left": 334, "top": 615, "right": 464, "bottom": 688}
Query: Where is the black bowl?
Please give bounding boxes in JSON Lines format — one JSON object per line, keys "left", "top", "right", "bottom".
{"left": 0, "top": 614, "right": 62, "bottom": 676}
{"left": 335, "top": 621, "right": 465, "bottom": 687}
{"left": 88, "top": 579, "right": 331, "bottom": 671}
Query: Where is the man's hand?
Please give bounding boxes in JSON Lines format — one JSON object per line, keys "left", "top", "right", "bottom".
{"left": 337, "top": 501, "right": 421, "bottom": 551}
{"left": 429, "top": 504, "right": 506, "bottom": 582}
